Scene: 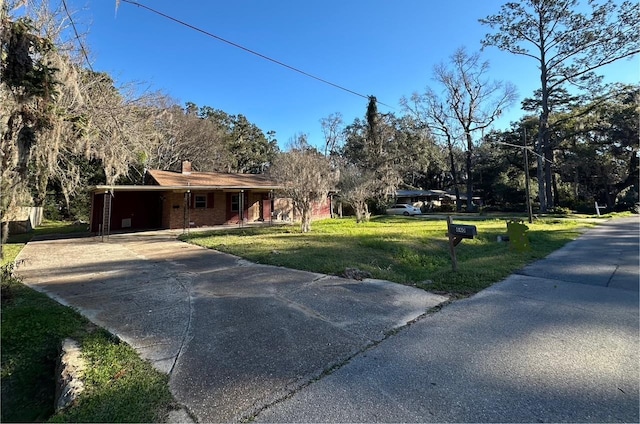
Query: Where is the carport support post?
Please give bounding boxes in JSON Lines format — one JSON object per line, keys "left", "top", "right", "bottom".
{"left": 447, "top": 216, "right": 458, "bottom": 272}
{"left": 239, "top": 190, "right": 244, "bottom": 227}
{"left": 101, "top": 190, "right": 112, "bottom": 242}
{"left": 269, "top": 190, "right": 274, "bottom": 225}
{"left": 183, "top": 190, "right": 191, "bottom": 234}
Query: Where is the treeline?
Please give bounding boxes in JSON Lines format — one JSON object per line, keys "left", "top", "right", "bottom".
{"left": 354, "top": 83, "right": 638, "bottom": 214}
{"left": 273, "top": 82, "right": 638, "bottom": 234}
{"left": 479, "top": 85, "right": 639, "bottom": 213}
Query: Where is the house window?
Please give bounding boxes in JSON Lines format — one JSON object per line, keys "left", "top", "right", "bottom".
{"left": 194, "top": 195, "right": 206, "bottom": 209}
{"left": 231, "top": 194, "right": 239, "bottom": 212}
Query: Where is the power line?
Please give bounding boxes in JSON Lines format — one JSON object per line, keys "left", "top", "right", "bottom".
{"left": 492, "top": 140, "right": 553, "bottom": 164}
{"left": 62, "top": 0, "right": 136, "bottom": 174}
{"left": 118, "top": 0, "right": 395, "bottom": 109}
{"left": 61, "top": 0, "right": 92, "bottom": 69}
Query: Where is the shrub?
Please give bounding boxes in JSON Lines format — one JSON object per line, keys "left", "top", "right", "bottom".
{"left": 436, "top": 203, "right": 455, "bottom": 213}
{"left": 548, "top": 206, "right": 572, "bottom": 215}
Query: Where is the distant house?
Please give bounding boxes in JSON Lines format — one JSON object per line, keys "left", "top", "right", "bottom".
{"left": 89, "top": 161, "right": 331, "bottom": 234}
{"left": 394, "top": 189, "right": 482, "bottom": 210}
{"left": 394, "top": 189, "right": 448, "bottom": 210}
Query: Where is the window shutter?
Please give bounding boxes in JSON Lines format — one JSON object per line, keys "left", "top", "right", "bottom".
{"left": 207, "top": 193, "right": 214, "bottom": 208}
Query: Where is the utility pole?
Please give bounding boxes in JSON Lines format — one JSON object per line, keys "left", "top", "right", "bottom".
{"left": 493, "top": 135, "right": 553, "bottom": 223}
{"left": 524, "top": 129, "right": 533, "bottom": 224}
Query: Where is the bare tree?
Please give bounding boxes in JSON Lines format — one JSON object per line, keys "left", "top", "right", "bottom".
{"left": 403, "top": 48, "right": 517, "bottom": 210}
{"left": 402, "top": 90, "right": 464, "bottom": 210}
{"left": 270, "top": 134, "right": 337, "bottom": 233}
{"left": 319, "top": 112, "right": 344, "bottom": 157}
{"left": 337, "top": 164, "right": 377, "bottom": 223}
{"left": 143, "top": 103, "right": 229, "bottom": 173}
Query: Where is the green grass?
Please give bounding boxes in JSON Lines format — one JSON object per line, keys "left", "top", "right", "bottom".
{"left": 1, "top": 243, "right": 24, "bottom": 267}
{"left": 48, "top": 332, "right": 175, "bottom": 423}
{"left": 181, "top": 215, "right": 597, "bottom": 296}
{"left": 1, "top": 269, "right": 89, "bottom": 422}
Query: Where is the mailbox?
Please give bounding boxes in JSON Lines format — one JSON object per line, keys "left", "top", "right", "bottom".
{"left": 446, "top": 217, "right": 477, "bottom": 272}
{"left": 448, "top": 224, "right": 477, "bottom": 239}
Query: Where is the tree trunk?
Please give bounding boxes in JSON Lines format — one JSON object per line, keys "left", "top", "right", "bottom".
{"left": 33, "top": 167, "right": 49, "bottom": 207}
{"left": 613, "top": 152, "right": 639, "bottom": 201}
{"left": 354, "top": 201, "right": 370, "bottom": 223}
{"left": 606, "top": 185, "right": 615, "bottom": 209}
{"left": 552, "top": 172, "right": 559, "bottom": 207}
{"left": 537, "top": 122, "right": 547, "bottom": 212}
{"left": 544, "top": 143, "right": 553, "bottom": 207}
{"left": 537, "top": 39, "right": 550, "bottom": 212}
{"left": 446, "top": 136, "right": 462, "bottom": 212}
{"left": 300, "top": 207, "right": 311, "bottom": 233}
{"left": 0, "top": 221, "right": 8, "bottom": 261}
{"left": 355, "top": 206, "right": 363, "bottom": 223}
{"left": 465, "top": 133, "right": 474, "bottom": 212}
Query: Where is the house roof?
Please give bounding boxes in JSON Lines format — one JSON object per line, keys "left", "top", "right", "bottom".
{"left": 90, "top": 170, "right": 281, "bottom": 194}
{"left": 396, "top": 189, "right": 448, "bottom": 198}
{"left": 146, "top": 169, "right": 280, "bottom": 190}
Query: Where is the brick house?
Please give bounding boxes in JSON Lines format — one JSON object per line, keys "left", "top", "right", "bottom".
{"left": 89, "top": 161, "right": 332, "bottom": 233}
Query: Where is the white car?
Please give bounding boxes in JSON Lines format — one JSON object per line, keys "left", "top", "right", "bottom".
{"left": 386, "top": 204, "right": 421, "bottom": 216}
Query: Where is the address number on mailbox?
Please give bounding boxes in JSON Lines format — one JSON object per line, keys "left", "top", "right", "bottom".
{"left": 448, "top": 224, "right": 477, "bottom": 239}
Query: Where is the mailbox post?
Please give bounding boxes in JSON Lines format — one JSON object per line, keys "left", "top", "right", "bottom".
{"left": 446, "top": 216, "right": 477, "bottom": 271}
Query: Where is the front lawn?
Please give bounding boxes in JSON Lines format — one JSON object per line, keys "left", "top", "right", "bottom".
{"left": 180, "top": 216, "right": 595, "bottom": 295}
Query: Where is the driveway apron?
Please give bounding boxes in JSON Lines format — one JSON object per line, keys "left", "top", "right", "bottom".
{"left": 15, "top": 231, "right": 447, "bottom": 422}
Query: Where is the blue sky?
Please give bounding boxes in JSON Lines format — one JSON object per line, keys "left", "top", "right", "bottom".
{"left": 71, "top": 0, "right": 638, "bottom": 149}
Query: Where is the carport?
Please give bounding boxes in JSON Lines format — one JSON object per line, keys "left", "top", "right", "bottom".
{"left": 90, "top": 186, "right": 167, "bottom": 234}
{"left": 89, "top": 184, "right": 279, "bottom": 235}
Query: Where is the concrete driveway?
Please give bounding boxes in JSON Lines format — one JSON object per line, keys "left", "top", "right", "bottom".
{"left": 15, "top": 230, "right": 447, "bottom": 422}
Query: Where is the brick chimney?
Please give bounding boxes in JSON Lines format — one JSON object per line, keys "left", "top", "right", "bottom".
{"left": 181, "top": 160, "right": 192, "bottom": 175}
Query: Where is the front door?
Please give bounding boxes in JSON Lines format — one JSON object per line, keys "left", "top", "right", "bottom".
{"left": 226, "top": 192, "right": 248, "bottom": 223}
